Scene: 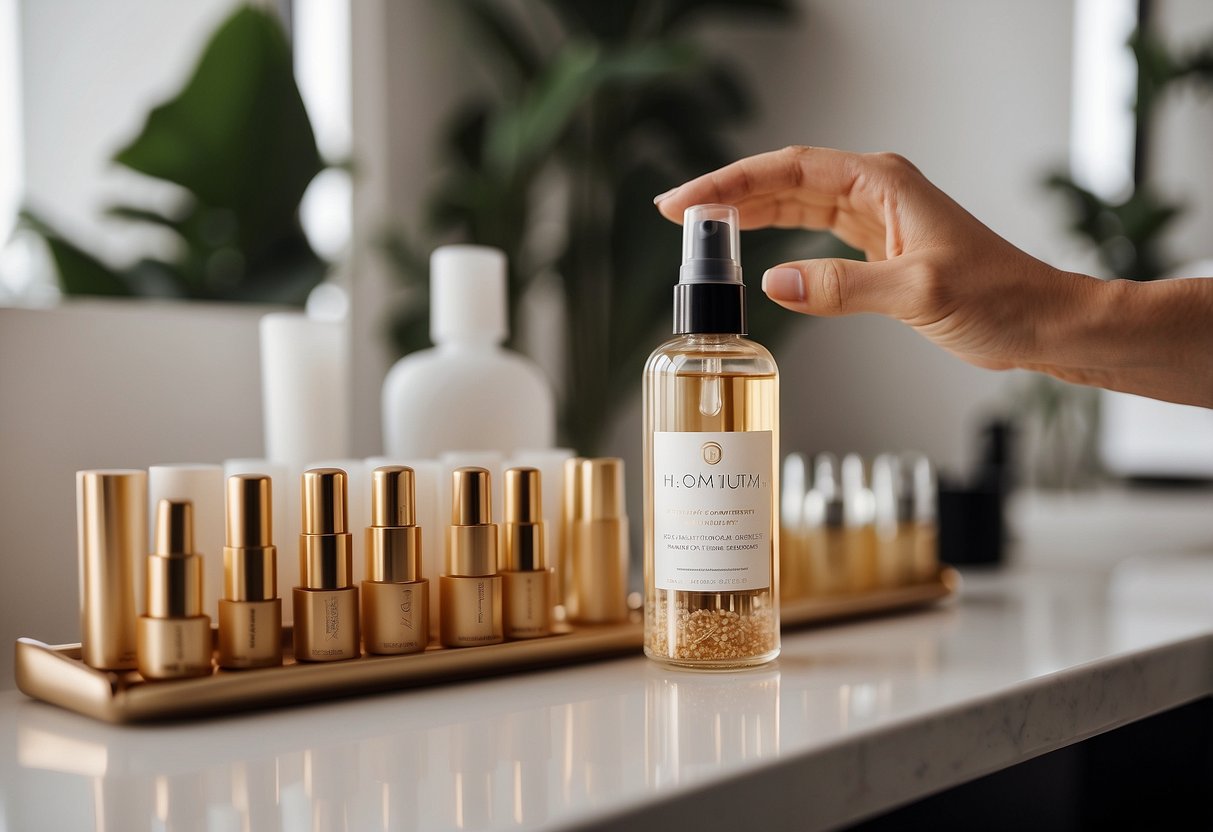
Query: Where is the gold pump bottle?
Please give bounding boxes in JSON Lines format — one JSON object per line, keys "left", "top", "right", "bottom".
{"left": 501, "top": 467, "right": 553, "bottom": 638}
{"left": 293, "top": 468, "right": 361, "bottom": 661}
{"left": 362, "top": 466, "right": 429, "bottom": 654}
{"left": 440, "top": 467, "right": 504, "bottom": 647}
{"left": 643, "top": 204, "right": 780, "bottom": 669}
{"left": 218, "top": 474, "right": 283, "bottom": 669}
{"left": 137, "top": 499, "right": 214, "bottom": 679}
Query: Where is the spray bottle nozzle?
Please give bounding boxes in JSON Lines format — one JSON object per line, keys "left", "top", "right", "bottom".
{"left": 679, "top": 204, "right": 742, "bottom": 284}
{"left": 693, "top": 219, "right": 733, "bottom": 261}
{"left": 673, "top": 203, "right": 747, "bottom": 335}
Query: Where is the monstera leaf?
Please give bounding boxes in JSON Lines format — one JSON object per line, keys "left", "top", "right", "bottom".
{"left": 25, "top": 6, "right": 326, "bottom": 305}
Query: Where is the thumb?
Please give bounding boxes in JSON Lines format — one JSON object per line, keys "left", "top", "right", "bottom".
{"left": 760, "top": 257, "right": 914, "bottom": 318}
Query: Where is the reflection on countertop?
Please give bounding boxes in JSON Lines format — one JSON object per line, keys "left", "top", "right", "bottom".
{"left": 5, "top": 490, "right": 1213, "bottom": 830}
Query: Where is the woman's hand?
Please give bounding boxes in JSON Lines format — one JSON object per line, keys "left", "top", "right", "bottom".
{"left": 654, "top": 145, "right": 1213, "bottom": 408}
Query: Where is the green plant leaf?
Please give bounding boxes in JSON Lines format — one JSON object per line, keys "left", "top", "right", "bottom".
{"left": 485, "top": 41, "right": 698, "bottom": 178}
{"left": 19, "top": 210, "right": 134, "bottom": 297}
{"left": 112, "top": 6, "right": 322, "bottom": 263}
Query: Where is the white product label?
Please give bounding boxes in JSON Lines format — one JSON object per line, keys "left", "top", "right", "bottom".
{"left": 653, "top": 431, "right": 773, "bottom": 592}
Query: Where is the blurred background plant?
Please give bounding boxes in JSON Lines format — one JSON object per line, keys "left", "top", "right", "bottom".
{"left": 1024, "top": 5, "right": 1213, "bottom": 489}
{"left": 1046, "top": 9, "right": 1213, "bottom": 281}
{"left": 383, "top": 0, "right": 854, "bottom": 454}
{"left": 21, "top": 6, "right": 327, "bottom": 305}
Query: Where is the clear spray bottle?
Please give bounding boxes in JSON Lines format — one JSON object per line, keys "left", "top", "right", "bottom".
{"left": 643, "top": 204, "right": 780, "bottom": 669}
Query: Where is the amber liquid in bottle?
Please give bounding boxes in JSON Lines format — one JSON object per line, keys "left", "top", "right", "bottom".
{"left": 643, "top": 335, "right": 780, "bottom": 669}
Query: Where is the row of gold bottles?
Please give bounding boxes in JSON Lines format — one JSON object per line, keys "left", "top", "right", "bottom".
{"left": 131, "top": 462, "right": 617, "bottom": 681}
{"left": 779, "top": 452, "right": 939, "bottom": 600}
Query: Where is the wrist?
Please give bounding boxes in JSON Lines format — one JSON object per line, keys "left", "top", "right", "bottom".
{"left": 1042, "top": 275, "right": 1213, "bottom": 407}
{"left": 1026, "top": 269, "right": 1116, "bottom": 378}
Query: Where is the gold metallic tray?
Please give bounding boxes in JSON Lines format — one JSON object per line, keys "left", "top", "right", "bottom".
{"left": 15, "top": 569, "right": 957, "bottom": 724}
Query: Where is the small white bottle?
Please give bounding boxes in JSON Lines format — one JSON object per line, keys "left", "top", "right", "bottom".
{"left": 382, "top": 245, "right": 556, "bottom": 458}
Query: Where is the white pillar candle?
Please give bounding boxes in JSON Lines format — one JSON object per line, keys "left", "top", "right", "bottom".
{"left": 367, "top": 456, "right": 442, "bottom": 636}
{"left": 223, "top": 458, "right": 298, "bottom": 624}
{"left": 148, "top": 463, "right": 224, "bottom": 620}
{"left": 508, "top": 448, "right": 574, "bottom": 606}
{"left": 306, "top": 459, "right": 367, "bottom": 587}
{"left": 260, "top": 312, "right": 349, "bottom": 468}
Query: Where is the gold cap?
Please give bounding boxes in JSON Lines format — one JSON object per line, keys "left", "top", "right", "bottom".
{"left": 505, "top": 467, "right": 541, "bottom": 524}
{"left": 155, "top": 499, "right": 193, "bottom": 555}
{"left": 226, "top": 473, "right": 271, "bottom": 548}
{"left": 503, "top": 467, "right": 545, "bottom": 571}
{"left": 77, "top": 469, "right": 146, "bottom": 670}
{"left": 371, "top": 466, "right": 416, "bottom": 527}
{"left": 300, "top": 468, "right": 353, "bottom": 590}
{"left": 447, "top": 467, "right": 497, "bottom": 577}
{"left": 223, "top": 474, "right": 277, "bottom": 602}
{"left": 451, "top": 467, "right": 491, "bottom": 526}
{"left": 147, "top": 499, "right": 204, "bottom": 619}
{"left": 366, "top": 466, "right": 422, "bottom": 582}
{"left": 302, "top": 467, "right": 348, "bottom": 535}
{"left": 578, "top": 458, "right": 624, "bottom": 521}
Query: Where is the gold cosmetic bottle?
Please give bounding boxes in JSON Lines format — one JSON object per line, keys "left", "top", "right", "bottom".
{"left": 643, "top": 203, "right": 780, "bottom": 669}
{"left": 293, "top": 468, "right": 361, "bottom": 662}
{"left": 77, "top": 469, "right": 146, "bottom": 670}
{"left": 218, "top": 474, "right": 283, "bottom": 669}
{"left": 440, "top": 467, "right": 504, "bottom": 647}
{"left": 501, "top": 467, "right": 552, "bottom": 639}
{"left": 137, "top": 499, "right": 214, "bottom": 679}
{"left": 570, "top": 458, "right": 630, "bottom": 624}
{"left": 362, "top": 466, "right": 429, "bottom": 654}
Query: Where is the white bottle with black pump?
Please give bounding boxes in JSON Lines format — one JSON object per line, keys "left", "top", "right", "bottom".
{"left": 382, "top": 245, "right": 556, "bottom": 458}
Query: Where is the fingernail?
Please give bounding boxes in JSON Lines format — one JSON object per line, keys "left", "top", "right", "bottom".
{"left": 762, "top": 267, "right": 805, "bottom": 301}
{"left": 653, "top": 186, "right": 679, "bottom": 204}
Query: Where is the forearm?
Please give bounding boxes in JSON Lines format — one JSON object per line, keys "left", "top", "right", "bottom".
{"left": 1035, "top": 276, "right": 1213, "bottom": 408}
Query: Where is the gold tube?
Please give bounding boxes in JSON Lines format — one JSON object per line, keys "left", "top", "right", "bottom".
{"left": 362, "top": 466, "right": 428, "bottom": 655}
{"left": 293, "top": 468, "right": 360, "bottom": 662}
{"left": 77, "top": 469, "right": 145, "bottom": 670}
{"left": 218, "top": 474, "right": 282, "bottom": 669}
{"left": 137, "top": 499, "right": 213, "bottom": 680}
{"left": 501, "top": 467, "right": 552, "bottom": 639}
{"left": 571, "top": 459, "right": 629, "bottom": 624}
{"left": 440, "top": 468, "right": 503, "bottom": 647}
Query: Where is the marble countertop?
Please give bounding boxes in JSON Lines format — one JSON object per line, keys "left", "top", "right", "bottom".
{"left": 3, "top": 489, "right": 1213, "bottom": 831}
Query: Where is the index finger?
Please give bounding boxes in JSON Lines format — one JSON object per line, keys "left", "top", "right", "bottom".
{"left": 654, "top": 145, "right": 862, "bottom": 223}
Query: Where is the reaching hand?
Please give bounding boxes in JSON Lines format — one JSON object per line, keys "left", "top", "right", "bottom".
{"left": 654, "top": 145, "right": 1213, "bottom": 408}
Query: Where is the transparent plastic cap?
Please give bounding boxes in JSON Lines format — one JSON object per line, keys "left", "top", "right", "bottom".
{"left": 431, "top": 244, "right": 508, "bottom": 344}
{"left": 679, "top": 204, "right": 742, "bottom": 284}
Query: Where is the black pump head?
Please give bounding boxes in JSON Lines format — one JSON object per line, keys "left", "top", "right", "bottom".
{"left": 674, "top": 204, "right": 746, "bottom": 334}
